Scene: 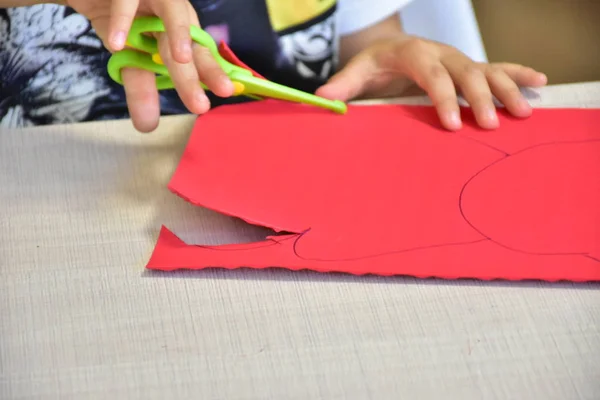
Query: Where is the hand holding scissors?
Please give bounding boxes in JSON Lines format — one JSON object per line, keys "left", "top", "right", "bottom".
{"left": 60, "top": 0, "right": 226, "bottom": 132}
{"left": 108, "top": 17, "right": 347, "bottom": 128}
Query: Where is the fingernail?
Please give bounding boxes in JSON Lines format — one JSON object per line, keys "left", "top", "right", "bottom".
{"left": 179, "top": 40, "right": 192, "bottom": 55}
{"left": 111, "top": 31, "right": 126, "bottom": 49}
{"left": 485, "top": 108, "right": 499, "bottom": 127}
{"left": 222, "top": 76, "right": 233, "bottom": 86}
{"left": 196, "top": 91, "right": 209, "bottom": 108}
{"left": 448, "top": 111, "right": 462, "bottom": 129}
{"left": 480, "top": 108, "right": 500, "bottom": 129}
{"left": 222, "top": 76, "right": 234, "bottom": 91}
{"left": 519, "top": 97, "right": 531, "bottom": 110}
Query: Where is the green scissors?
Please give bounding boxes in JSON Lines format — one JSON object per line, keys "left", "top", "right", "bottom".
{"left": 107, "top": 16, "right": 347, "bottom": 114}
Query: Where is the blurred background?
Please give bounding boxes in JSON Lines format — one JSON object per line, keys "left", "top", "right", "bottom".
{"left": 399, "top": 0, "right": 600, "bottom": 84}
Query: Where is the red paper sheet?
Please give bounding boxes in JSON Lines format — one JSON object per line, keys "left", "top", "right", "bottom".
{"left": 147, "top": 100, "right": 600, "bottom": 282}
{"left": 217, "top": 41, "right": 265, "bottom": 79}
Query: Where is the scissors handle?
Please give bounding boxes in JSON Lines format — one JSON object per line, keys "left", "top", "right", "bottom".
{"left": 107, "top": 17, "right": 347, "bottom": 114}
{"left": 107, "top": 16, "right": 247, "bottom": 90}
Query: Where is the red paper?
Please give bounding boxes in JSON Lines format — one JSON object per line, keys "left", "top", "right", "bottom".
{"left": 147, "top": 100, "right": 600, "bottom": 282}
{"left": 217, "top": 41, "right": 266, "bottom": 79}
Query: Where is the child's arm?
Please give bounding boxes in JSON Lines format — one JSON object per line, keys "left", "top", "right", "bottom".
{"left": 337, "top": 9, "right": 405, "bottom": 68}
{"left": 317, "top": 11, "right": 547, "bottom": 131}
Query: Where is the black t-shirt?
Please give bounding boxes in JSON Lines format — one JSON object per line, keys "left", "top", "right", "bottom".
{"left": 0, "top": 0, "right": 340, "bottom": 127}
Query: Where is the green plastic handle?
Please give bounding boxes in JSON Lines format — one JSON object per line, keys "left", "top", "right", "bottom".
{"left": 107, "top": 16, "right": 347, "bottom": 114}
{"left": 107, "top": 16, "right": 246, "bottom": 90}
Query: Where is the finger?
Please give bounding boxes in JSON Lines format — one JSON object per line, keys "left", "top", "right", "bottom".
{"left": 495, "top": 63, "right": 548, "bottom": 87}
{"left": 155, "top": 0, "right": 193, "bottom": 63}
{"left": 446, "top": 61, "right": 498, "bottom": 129}
{"left": 122, "top": 68, "right": 160, "bottom": 133}
{"left": 486, "top": 67, "right": 532, "bottom": 118}
{"left": 191, "top": 44, "right": 235, "bottom": 97}
{"left": 186, "top": 10, "right": 234, "bottom": 97}
{"left": 409, "top": 59, "right": 462, "bottom": 131}
{"left": 158, "top": 33, "right": 210, "bottom": 114}
{"left": 108, "top": 0, "right": 140, "bottom": 51}
{"left": 315, "top": 53, "right": 377, "bottom": 101}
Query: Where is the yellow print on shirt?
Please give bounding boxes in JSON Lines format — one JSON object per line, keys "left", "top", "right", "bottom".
{"left": 265, "top": 0, "right": 337, "bottom": 32}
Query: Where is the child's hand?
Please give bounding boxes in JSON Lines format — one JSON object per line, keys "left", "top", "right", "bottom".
{"left": 66, "top": 0, "right": 234, "bottom": 131}
{"left": 316, "top": 37, "right": 547, "bottom": 131}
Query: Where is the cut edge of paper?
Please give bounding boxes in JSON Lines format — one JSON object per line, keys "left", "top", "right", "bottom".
{"left": 145, "top": 226, "right": 599, "bottom": 282}
{"left": 168, "top": 184, "right": 302, "bottom": 235}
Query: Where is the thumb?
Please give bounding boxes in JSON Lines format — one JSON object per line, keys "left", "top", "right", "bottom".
{"left": 315, "top": 52, "right": 379, "bottom": 101}
{"left": 108, "top": 0, "right": 140, "bottom": 51}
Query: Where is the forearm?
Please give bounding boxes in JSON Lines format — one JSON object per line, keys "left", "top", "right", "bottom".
{"left": 338, "top": 12, "right": 407, "bottom": 67}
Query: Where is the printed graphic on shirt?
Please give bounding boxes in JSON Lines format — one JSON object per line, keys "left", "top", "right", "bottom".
{"left": 266, "top": 0, "right": 338, "bottom": 83}
{"left": 265, "top": 0, "right": 336, "bottom": 31}
{"left": 203, "top": 23, "right": 230, "bottom": 44}
{"left": 192, "top": 0, "right": 230, "bottom": 43}
{"left": 0, "top": 6, "right": 110, "bottom": 128}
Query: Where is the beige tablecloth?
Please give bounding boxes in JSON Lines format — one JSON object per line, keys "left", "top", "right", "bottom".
{"left": 1, "top": 82, "right": 599, "bottom": 400}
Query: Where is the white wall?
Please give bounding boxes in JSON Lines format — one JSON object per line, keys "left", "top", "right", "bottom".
{"left": 399, "top": 0, "right": 488, "bottom": 62}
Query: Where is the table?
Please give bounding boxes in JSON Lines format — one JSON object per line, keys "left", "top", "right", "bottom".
{"left": 2, "top": 82, "right": 599, "bottom": 400}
